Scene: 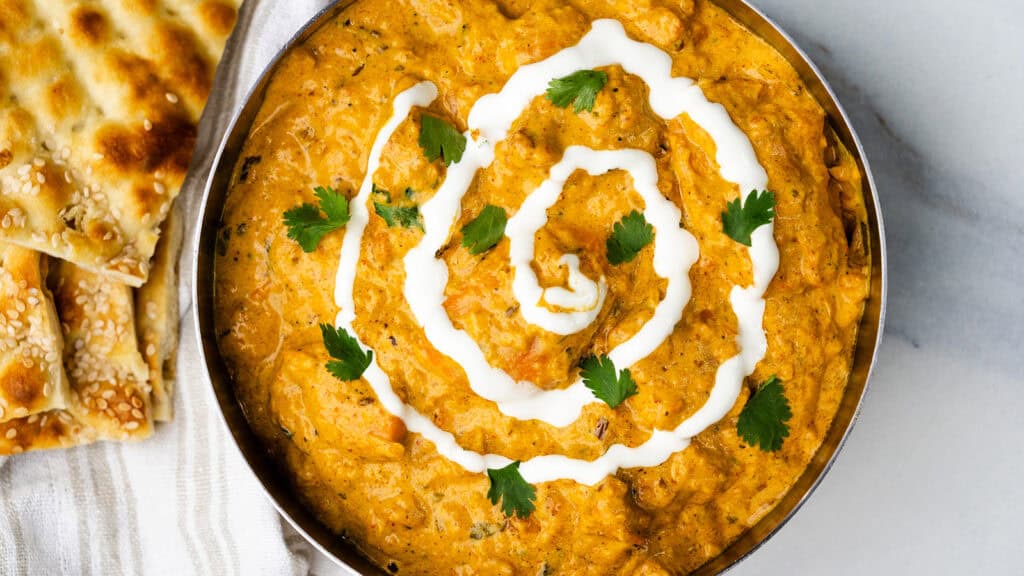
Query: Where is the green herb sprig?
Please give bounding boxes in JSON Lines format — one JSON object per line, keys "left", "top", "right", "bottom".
{"left": 461, "top": 205, "right": 508, "bottom": 255}
{"left": 580, "top": 355, "right": 638, "bottom": 408}
{"left": 546, "top": 70, "right": 609, "bottom": 113}
{"left": 722, "top": 190, "right": 776, "bottom": 246}
{"left": 419, "top": 115, "right": 467, "bottom": 166}
{"left": 486, "top": 461, "right": 536, "bottom": 519}
{"left": 283, "top": 186, "right": 351, "bottom": 252}
{"left": 736, "top": 375, "right": 792, "bottom": 452}
{"left": 606, "top": 210, "right": 654, "bottom": 265}
{"left": 320, "top": 323, "right": 372, "bottom": 381}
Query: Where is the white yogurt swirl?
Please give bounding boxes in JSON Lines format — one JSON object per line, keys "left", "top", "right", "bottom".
{"left": 333, "top": 19, "right": 778, "bottom": 485}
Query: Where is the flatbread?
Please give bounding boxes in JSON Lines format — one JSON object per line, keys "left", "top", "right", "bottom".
{"left": 135, "top": 204, "right": 182, "bottom": 422}
{"left": 0, "top": 259, "right": 154, "bottom": 453}
{"left": 0, "top": 244, "right": 69, "bottom": 423}
{"left": 0, "top": 0, "right": 238, "bottom": 286}
{"left": 0, "top": 409, "right": 91, "bottom": 455}
{"left": 53, "top": 260, "right": 152, "bottom": 440}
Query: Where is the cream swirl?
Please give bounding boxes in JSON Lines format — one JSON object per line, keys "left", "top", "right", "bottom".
{"left": 333, "top": 19, "right": 778, "bottom": 485}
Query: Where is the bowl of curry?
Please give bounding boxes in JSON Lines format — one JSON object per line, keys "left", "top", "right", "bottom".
{"left": 194, "top": 0, "right": 886, "bottom": 574}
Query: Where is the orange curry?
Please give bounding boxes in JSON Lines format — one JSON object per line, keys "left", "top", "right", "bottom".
{"left": 214, "top": 0, "right": 870, "bottom": 573}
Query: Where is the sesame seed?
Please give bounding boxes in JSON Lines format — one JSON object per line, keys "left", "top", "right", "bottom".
{"left": 32, "top": 158, "right": 44, "bottom": 167}
{"left": 117, "top": 402, "right": 131, "bottom": 412}
{"left": 131, "top": 397, "right": 143, "bottom": 408}
{"left": 146, "top": 343, "right": 156, "bottom": 357}
{"left": 154, "top": 182, "right": 166, "bottom": 195}
{"left": 131, "top": 409, "right": 143, "bottom": 419}
{"left": 5, "top": 429, "right": 16, "bottom": 439}
{"left": 36, "top": 172, "right": 46, "bottom": 184}
{"left": 165, "top": 92, "right": 179, "bottom": 104}
{"left": 96, "top": 398, "right": 108, "bottom": 410}
{"left": 101, "top": 389, "right": 114, "bottom": 399}
{"left": 144, "top": 119, "right": 153, "bottom": 131}
{"left": 17, "top": 165, "right": 31, "bottom": 176}
{"left": 61, "top": 147, "right": 71, "bottom": 160}
{"left": 125, "top": 421, "right": 140, "bottom": 431}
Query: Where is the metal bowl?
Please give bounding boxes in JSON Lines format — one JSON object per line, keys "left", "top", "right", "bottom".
{"left": 192, "top": 1, "right": 887, "bottom": 574}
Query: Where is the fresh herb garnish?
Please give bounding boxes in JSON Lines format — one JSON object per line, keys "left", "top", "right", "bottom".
{"left": 545, "top": 69, "right": 609, "bottom": 113}
{"left": 486, "top": 461, "right": 536, "bottom": 519}
{"left": 283, "top": 186, "right": 351, "bottom": 252}
{"left": 722, "top": 189, "right": 776, "bottom": 247}
{"left": 606, "top": 210, "right": 653, "bottom": 265}
{"left": 736, "top": 375, "right": 792, "bottom": 452}
{"left": 372, "top": 184, "right": 424, "bottom": 230}
{"left": 374, "top": 202, "right": 424, "bottom": 230}
{"left": 580, "top": 355, "right": 638, "bottom": 408}
{"left": 460, "top": 205, "right": 508, "bottom": 255}
{"left": 320, "top": 323, "right": 372, "bottom": 381}
{"left": 419, "top": 115, "right": 466, "bottom": 166}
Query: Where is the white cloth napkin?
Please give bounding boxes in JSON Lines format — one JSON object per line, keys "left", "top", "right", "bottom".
{"left": 0, "top": 1, "right": 333, "bottom": 574}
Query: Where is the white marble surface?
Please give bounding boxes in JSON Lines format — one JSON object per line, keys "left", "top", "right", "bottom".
{"left": 289, "top": 0, "right": 1024, "bottom": 573}
{"left": 727, "top": 0, "right": 1024, "bottom": 574}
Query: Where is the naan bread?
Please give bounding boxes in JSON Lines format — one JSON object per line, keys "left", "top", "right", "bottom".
{"left": 0, "top": 244, "right": 69, "bottom": 423}
{"left": 0, "top": 259, "right": 154, "bottom": 453}
{"left": 0, "top": 0, "right": 238, "bottom": 287}
{"left": 136, "top": 204, "right": 182, "bottom": 422}
{"left": 53, "top": 261, "right": 152, "bottom": 440}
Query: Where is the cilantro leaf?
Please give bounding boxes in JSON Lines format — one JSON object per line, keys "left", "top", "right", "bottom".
{"left": 320, "top": 323, "right": 372, "bottom": 381}
{"left": 374, "top": 201, "right": 424, "bottom": 231}
{"left": 722, "top": 189, "right": 776, "bottom": 247}
{"left": 545, "top": 69, "right": 609, "bottom": 113}
{"left": 486, "top": 461, "right": 536, "bottom": 519}
{"left": 606, "top": 210, "right": 653, "bottom": 265}
{"left": 460, "top": 205, "right": 508, "bottom": 255}
{"left": 283, "top": 186, "right": 351, "bottom": 252}
{"left": 419, "top": 115, "right": 466, "bottom": 166}
{"left": 580, "top": 355, "right": 638, "bottom": 408}
{"left": 736, "top": 375, "right": 792, "bottom": 452}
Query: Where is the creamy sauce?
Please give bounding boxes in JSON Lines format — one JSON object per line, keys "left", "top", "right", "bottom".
{"left": 332, "top": 19, "right": 778, "bottom": 485}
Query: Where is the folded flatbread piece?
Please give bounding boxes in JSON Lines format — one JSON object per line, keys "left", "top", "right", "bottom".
{"left": 0, "top": 244, "right": 69, "bottom": 423}
{"left": 54, "top": 260, "right": 153, "bottom": 440}
{"left": 0, "top": 260, "right": 153, "bottom": 454}
{"left": 136, "top": 204, "right": 182, "bottom": 422}
{"left": 0, "top": 0, "right": 238, "bottom": 286}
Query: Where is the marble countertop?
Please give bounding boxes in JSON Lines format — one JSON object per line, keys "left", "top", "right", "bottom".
{"left": 730, "top": 0, "right": 1024, "bottom": 573}
{"left": 303, "top": 0, "right": 1023, "bottom": 573}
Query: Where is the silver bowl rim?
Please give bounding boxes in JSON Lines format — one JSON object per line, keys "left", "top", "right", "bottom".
{"left": 190, "top": 1, "right": 887, "bottom": 574}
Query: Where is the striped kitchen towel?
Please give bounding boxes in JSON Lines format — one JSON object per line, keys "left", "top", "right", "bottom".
{"left": 0, "top": 1, "right": 335, "bottom": 574}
